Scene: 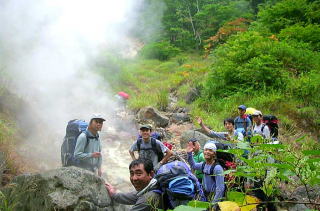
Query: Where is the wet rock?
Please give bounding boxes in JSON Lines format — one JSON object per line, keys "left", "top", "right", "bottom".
{"left": 170, "top": 113, "right": 190, "bottom": 124}
{"left": 1, "top": 167, "right": 113, "bottom": 211}
{"left": 185, "top": 87, "right": 200, "bottom": 104}
{"left": 180, "top": 130, "right": 212, "bottom": 148}
{"left": 136, "top": 106, "right": 169, "bottom": 127}
{"left": 292, "top": 185, "right": 320, "bottom": 202}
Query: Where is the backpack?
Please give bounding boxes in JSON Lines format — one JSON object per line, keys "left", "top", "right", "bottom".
{"left": 155, "top": 161, "right": 206, "bottom": 209}
{"left": 262, "top": 115, "right": 279, "bottom": 139}
{"left": 137, "top": 137, "right": 164, "bottom": 162}
{"left": 207, "top": 141, "right": 235, "bottom": 169}
{"left": 61, "top": 119, "right": 89, "bottom": 167}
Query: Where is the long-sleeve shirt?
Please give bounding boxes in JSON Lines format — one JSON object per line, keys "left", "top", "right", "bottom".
{"left": 187, "top": 152, "right": 225, "bottom": 203}
{"left": 74, "top": 130, "right": 102, "bottom": 171}
{"left": 112, "top": 179, "right": 161, "bottom": 211}
{"left": 209, "top": 130, "right": 244, "bottom": 142}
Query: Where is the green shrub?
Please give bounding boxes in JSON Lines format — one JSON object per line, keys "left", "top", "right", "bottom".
{"left": 203, "top": 31, "right": 320, "bottom": 99}
{"left": 258, "top": 0, "right": 320, "bottom": 33}
{"left": 279, "top": 24, "right": 320, "bottom": 51}
{"left": 139, "top": 41, "right": 181, "bottom": 61}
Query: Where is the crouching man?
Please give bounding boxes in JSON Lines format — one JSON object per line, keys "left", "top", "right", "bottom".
{"left": 106, "top": 158, "right": 161, "bottom": 211}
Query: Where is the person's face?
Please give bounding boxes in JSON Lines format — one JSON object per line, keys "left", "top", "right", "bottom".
{"left": 203, "top": 148, "right": 216, "bottom": 160}
{"left": 130, "top": 164, "right": 153, "bottom": 191}
{"left": 90, "top": 119, "right": 104, "bottom": 131}
{"left": 252, "top": 115, "right": 262, "bottom": 124}
{"left": 193, "top": 141, "right": 200, "bottom": 152}
{"left": 140, "top": 128, "right": 151, "bottom": 140}
{"left": 224, "top": 121, "right": 234, "bottom": 131}
{"left": 238, "top": 109, "right": 246, "bottom": 116}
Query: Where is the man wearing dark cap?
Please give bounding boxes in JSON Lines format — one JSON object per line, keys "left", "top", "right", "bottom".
{"left": 234, "top": 105, "right": 252, "bottom": 137}
{"left": 189, "top": 138, "right": 205, "bottom": 183}
{"left": 74, "top": 114, "right": 105, "bottom": 176}
{"left": 129, "top": 124, "right": 173, "bottom": 170}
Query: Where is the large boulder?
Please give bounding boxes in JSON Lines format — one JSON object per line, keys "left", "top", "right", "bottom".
{"left": 1, "top": 167, "right": 116, "bottom": 211}
{"left": 136, "top": 106, "right": 169, "bottom": 127}
{"left": 185, "top": 87, "right": 200, "bottom": 104}
{"left": 170, "top": 113, "right": 190, "bottom": 124}
{"left": 180, "top": 130, "right": 212, "bottom": 148}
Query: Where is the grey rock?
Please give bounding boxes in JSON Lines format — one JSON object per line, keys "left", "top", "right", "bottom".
{"left": 180, "top": 130, "right": 212, "bottom": 148}
{"left": 2, "top": 167, "right": 113, "bottom": 211}
{"left": 136, "top": 107, "right": 169, "bottom": 127}
{"left": 287, "top": 204, "right": 309, "bottom": 211}
{"left": 170, "top": 113, "right": 190, "bottom": 124}
{"left": 185, "top": 88, "right": 200, "bottom": 104}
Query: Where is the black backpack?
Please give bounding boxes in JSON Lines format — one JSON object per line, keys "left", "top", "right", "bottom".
{"left": 61, "top": 119, "right": 89, "bottom": 167}
{"left": 262, "top": 115, "right": 279, "bottom": 139}
{"left": 208, "top": 141, "right": 235, "bottom": 169}
{"left": 137, "top": 138, "right": 164, "bottom": 162}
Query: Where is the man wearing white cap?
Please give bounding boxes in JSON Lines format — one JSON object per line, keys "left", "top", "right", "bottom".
{"left": 74, "top": 114, "right": 105, "bottom": 176}
{"left": 187, "top": 142, "right": 225, "bottom": 205}
{"left": 252, "top": 110, "right": 270, "bottom": 139}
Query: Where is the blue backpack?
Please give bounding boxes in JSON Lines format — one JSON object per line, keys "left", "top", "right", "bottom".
{"left": 154, "top": 161, "right": 206, "bottom": 209}
{"left": 61, "top": 119, "right": 88, "bottom": 167}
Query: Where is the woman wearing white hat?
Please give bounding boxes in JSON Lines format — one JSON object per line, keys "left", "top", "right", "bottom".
{"left": 187, "top": 142, "right": 225, "bottom": 205}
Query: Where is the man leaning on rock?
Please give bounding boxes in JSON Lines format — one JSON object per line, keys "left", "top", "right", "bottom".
{"left": 105, "top": 158, "right": 161, "bottom": 211}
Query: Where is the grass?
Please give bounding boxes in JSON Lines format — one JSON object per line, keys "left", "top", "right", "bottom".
{"left": 96, "top": 53, "right": 319, "bottom": 141}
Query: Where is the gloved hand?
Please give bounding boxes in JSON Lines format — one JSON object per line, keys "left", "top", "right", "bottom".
{"left": 154, "top": 162, "right": 162, "bottom": 172}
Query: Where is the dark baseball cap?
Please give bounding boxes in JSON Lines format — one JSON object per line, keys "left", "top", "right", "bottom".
{"left": 238, "top": 105, "right": 247, "bottom": 110}
{"left": 139, "top": 124, "right": 152, "bottom": 130}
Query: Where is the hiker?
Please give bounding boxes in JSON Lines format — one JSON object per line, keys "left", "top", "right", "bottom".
{"left": 252, "top": 110, "right": 270, "bottom": 139}
{"left": 106, "top": 158, "right": 161, "bottom": 211}
{"left": 74, "top": 114, "right": 105, "bottom": 176}
{"left": 187, "top": 142, "right": 225, "bottom": 205}
{"left": 189, "top": 138, "right": 205, "bottom": 183}
{"left": 234, "top": 105, "right": 252, "bottom": 137}
{"left": 129, "top": 124, "right": 173, "bottom": 170}
{"left": 198, "top": 117, "right": 244, "bottom": 142}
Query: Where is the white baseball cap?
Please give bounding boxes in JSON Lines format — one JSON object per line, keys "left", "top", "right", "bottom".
{"left": 90, "top": 113, "right": 106, "bottom": 121}
{"left": 204, "top": 142, "right": 217, "bottom": 151}
{"left": 252, "top": 110, "right": 262, "bottom": 116}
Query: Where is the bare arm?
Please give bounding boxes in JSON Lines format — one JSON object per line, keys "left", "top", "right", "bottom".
{"left": 129, "top": 150, "right": 136, "bottom": 160}
{"left": 160, "top": 149, "right": 173, "bottom": 164}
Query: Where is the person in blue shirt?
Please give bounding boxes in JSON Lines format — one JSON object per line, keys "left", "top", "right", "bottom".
{"left": 234, "top": 105, "right": 252, "bottom": 137}
{"left": 187, "top": 142, "right": 225, "bottom": 205}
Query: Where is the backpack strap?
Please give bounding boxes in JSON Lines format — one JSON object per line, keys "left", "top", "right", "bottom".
{"left": 83, "top": 131, "right": 92, "bottom": 150}
{"left": 137, "top": 138, "right": 142, "bottom": 152}
{"left": 201, "top": 162, "right": 218, "bottom": 176}
{"left": 151, "top": 138, "right": 164, "bottom": 162}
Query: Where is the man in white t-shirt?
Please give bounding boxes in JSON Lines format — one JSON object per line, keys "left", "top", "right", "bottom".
{"left": 252, "top": 110, "right": 270, "bottom": 139}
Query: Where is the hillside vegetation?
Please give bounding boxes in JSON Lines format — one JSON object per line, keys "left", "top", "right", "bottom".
{"left": 98, "top": 0, "right": 320, "bottom": 141}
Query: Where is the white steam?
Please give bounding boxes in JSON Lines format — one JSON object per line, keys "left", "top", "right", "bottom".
{"left": 0, "top": 0, "right": 146, "bottom": 170}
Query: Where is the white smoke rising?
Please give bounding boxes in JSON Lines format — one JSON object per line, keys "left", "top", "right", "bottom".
{"left": 0, "top": 0, "right": 145, "bottom": 169}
